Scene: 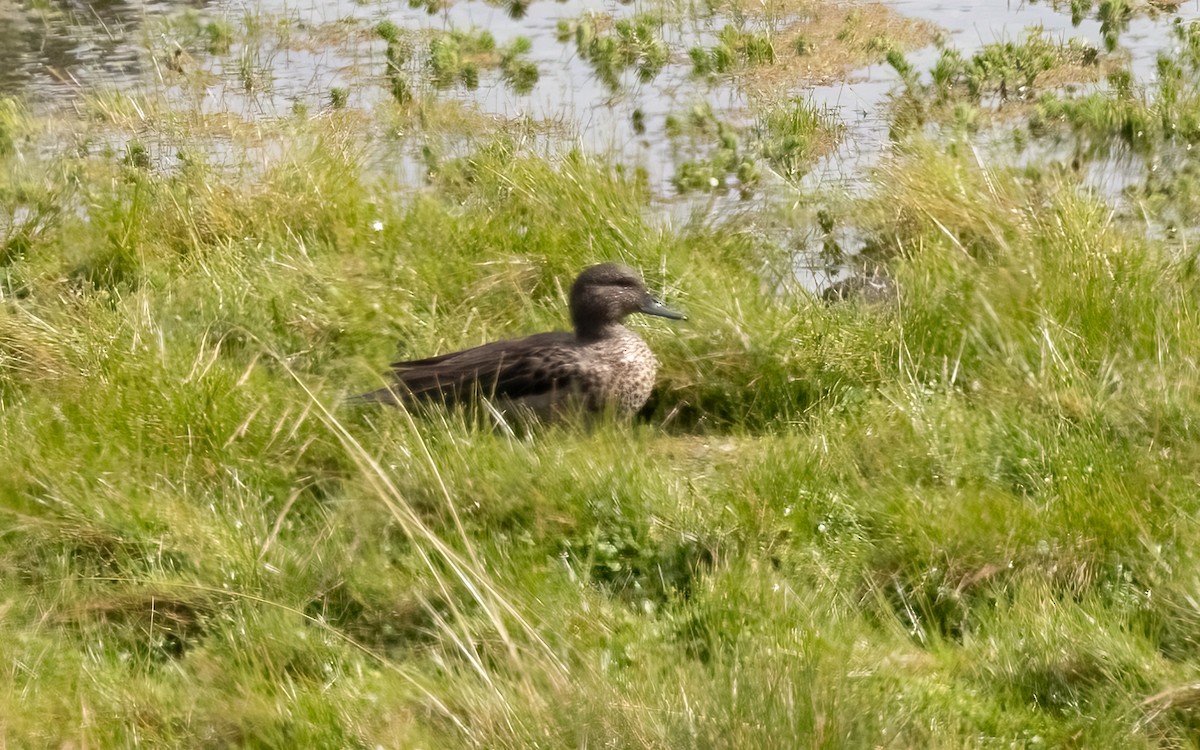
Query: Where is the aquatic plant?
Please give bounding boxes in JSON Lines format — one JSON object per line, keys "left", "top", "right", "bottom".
{"left": 669, "top": 98, "right": 836, "bottom": 195}
{"left": 500, "top": 37, "right": 540, "bottom": 95}
{"left": 376, "top": 20, "right": 413, "bottom": 104}
{"left": 756, "top": 98, "right": 839, "bottom": 181}
{"left": 558, "top": 13, "right": 669, "bottom": 91}
{"left": 421, "top": 28, "right": 539, "bottom": 96}
{"left": 690, "top": 25, "right": 775, "bottom": 76}
{"left": 1032, "top": 20, "right": 1200, "bottom": 224}
{"left": 429, "top": 28, "right": 496, "bottom": 90}
{"left": 888, "top": 30, "right": 1102, "bottom": 137}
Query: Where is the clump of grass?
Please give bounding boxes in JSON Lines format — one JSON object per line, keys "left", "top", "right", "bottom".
{"left": 756, "top": 98, "right": 840, "bottom": 181}
{"left": 423, "top": 27, "right": 538, "bottom": 95}
{"left": 1031, "top": 20, "right": 1200, "bottom": 224}
{"left": 501, "top": 0, "right": 531, "bottom": 20}
{"left": 407, "top": 0, "right": 443, "bottom": 15}
{"left": 429, "top": 28, "right": 495, "bottom": 90}
{"left": 203, "top": 18, "right": 234, "bottom": 54}
{"left": 685, "top": 2, "right": 936, "bottom": 92}
{"left": 0, "top": 97, "right": 66, "bottom": 269}
{"left": 157, "top": 9, "right": 237, "bottom": 56}
{"left": 933, "top": 31, "right": 1099, "bottom": 102}
{"left": 1033, "top": 21, "right": 1200, "bottom": 153}
{"left": 374, "top": 19, "right": 401, "bottom": 45}
{"left": 557, "top": 13, "right": 668, "bottom": 91}
{"left": 0, "top": 96, "right": 31, "bottom": 157}
{"left": 1066, "top": 0, "right": 1150, "bottom": 50}
{"left": 631, "top": 108, "right": 646, "bottom": 135}
{"left": 960, "top": 33, "right": 1100, "bottom": 100}
{"left": 500, "top": 37, "right": 539, "bottom": 95}
{"left": 668, "top": 103, "right": 750, "bottom": 194}
{"left": 889, "top": 30, "right": 1102, "bottom": 136}
{"left": 376, "top": 21, "right": 413, "bottom": 104}
{"left": 668, "top": 97, "right": 838, "bottom": 195}
{"left": 835, "top": 7, "right": 884, "bottom": 46}
{"left": 690, "top": 25, "right": 775, "bottom": 76}
{"left": 1096, "top": 0, "right": 1133, "bottom": 50}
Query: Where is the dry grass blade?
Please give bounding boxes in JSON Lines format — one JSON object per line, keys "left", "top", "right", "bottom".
{"left": 274, "top": 347, "right": 569, "bottom": 677}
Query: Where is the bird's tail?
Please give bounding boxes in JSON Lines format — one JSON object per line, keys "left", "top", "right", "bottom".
{"left": 344, "top": 385, "right": 406, "bottom": 406}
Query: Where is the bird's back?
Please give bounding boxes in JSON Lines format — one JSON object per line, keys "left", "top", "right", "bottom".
{"left": 352, "top": 331, "right": 587, "bottom": 410}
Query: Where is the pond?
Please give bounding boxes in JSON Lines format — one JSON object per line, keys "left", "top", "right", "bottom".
{"left": 6, "top": 1, "right": 1197, "bottom": 180}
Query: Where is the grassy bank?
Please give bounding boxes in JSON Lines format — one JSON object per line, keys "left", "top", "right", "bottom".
{"left": 4, "top": 101, "right": 1200, "bottom": 746}
{"left": 6, "top": 2, "right": 1200, "bottom": 747}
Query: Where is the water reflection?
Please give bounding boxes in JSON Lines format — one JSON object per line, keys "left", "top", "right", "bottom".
{"left": 0, "top": 0, "right": 208, "bottom": 101}
{"left": 7, "top": 0, "right": 1200, "bottom": 202}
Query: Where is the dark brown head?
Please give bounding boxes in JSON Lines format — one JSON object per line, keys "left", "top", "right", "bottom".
{"left": 569, "top": 263, "right": 685, "bottom": 338}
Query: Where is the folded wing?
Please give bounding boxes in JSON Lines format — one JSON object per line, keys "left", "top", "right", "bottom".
{"left": 351, "top": 332, "right": 584, "bottom": 406}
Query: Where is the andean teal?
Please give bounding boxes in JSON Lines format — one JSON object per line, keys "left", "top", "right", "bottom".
{"left": 352, "top": 263, "right": 685, "bottom": 415}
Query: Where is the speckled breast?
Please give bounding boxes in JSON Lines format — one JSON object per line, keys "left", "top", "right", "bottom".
{"left": 588, "top": 328, "right": 659, "bottom": 413}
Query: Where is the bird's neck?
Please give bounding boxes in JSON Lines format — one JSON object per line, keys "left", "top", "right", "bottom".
{"left": 575, "top": 320, "right": 628, "bottom": 342}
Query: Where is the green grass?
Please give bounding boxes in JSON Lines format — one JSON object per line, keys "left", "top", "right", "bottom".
{"left": 887, "top": 29, "right": 1103, "bottom": 138}
{"left": 6, "top": 102, "right": 1200, "bottom": 745}
{"left": 370, "top": 25, "right": 540, "bottom": 98}
{"left": 668, "top": 97, "right": 838, "bottom": 194}
{"left": 7, "top": 2, "right": 1200, "bottom": 747}
{"left": 1030, "top": 20, "right": 1200, "bottom": 222}
{"left": 1061, "top": 0, "right": 1158, "bottom": 51}
{"left": 556, "top": 13, "right": 669, "bottom": 92}
{"left": 690, "top": 25, "right": 777, "bottom": 76}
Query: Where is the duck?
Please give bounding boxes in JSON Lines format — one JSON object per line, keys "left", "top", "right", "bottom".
{"left": 351, "top": 263, "right": 685, "bottom": 416}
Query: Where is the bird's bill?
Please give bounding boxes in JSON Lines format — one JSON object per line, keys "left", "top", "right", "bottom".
{"left": 639, "top": 295, "right": 687, "bottom": 321}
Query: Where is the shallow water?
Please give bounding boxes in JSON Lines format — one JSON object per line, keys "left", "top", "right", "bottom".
{"left": 5, "top": 0, "right": 1199, "bottom": 199}
{"left": 806, "top": 1, "right": 1200, "bottom": 188}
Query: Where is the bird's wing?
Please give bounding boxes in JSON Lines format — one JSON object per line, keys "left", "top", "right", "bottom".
{"left": 364, "top": 332, "right": 585, "bottom": 405}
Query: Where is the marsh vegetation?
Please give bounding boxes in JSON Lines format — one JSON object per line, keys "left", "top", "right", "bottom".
{"left": 5, "top": 0, "right": 1200, "bottom": 746}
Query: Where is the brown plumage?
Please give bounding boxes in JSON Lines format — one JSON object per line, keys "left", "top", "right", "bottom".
{"left": 351, "top": 263, "right": 685, "bottom": 415}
